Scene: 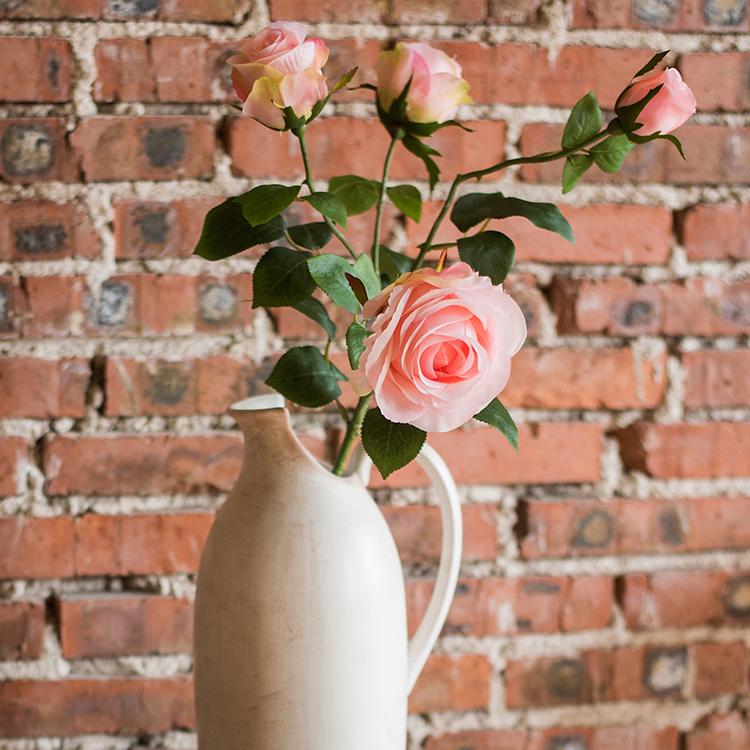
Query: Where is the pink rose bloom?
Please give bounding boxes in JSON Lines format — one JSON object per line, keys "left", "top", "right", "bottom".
{"left": 229, "top": 21, "right": 329, "bottom": 130}
{"left": 356, "top": 262, "right": 526, "bottom": 432}
{"left": 618, "top": 67, "right": 697, "bottom": 135}
{"left": 376, "top": 42, "right": 472, "bottom": 124}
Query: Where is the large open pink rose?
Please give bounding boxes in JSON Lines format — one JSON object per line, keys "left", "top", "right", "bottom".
{"left": 356, "top": 262, "right": 527, "bottom": 432}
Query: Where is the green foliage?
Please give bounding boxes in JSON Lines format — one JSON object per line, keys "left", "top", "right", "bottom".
{"left": 379, "top": 246, "right": 412, "bottom": 283}
{"left": 235, "top": 184, "right": 300, "bottom": 226}
{"left": 329, "top": 175, "right": 380, "bottom": 215}
{"left": 562, "top": 92, "right": 602, "bottom": 149}
{"left": 266, "top": 346, "right": 345, "bottom": 408}
{"left": 474, "top": 399, "right": 518, "bottom": 450}
{"left": 361, "top": 407, "right": 426, "bottom": 479}
{"left": 590, "top": 135, "right": 634, "bottom": 173}
{"left": 386, "top": 185, "right": 422, "bottom": 221}
{"left": 615, "top": 84, "right": 663, "bottom": 134}
{"left": 307, "top": 254, "right": 362, "bottom": 313}
{"left": 403, "top": 134, "right": 440, "bottom": 191}
{"left": 193, "top": 199, "right": 284, "bottom": 261}
{"left": 303, "top": 192, "right": 348, "bottom": 227}
{"left": 252, "top": 246, "right": 315, "bottom": 308}
{"left": 291, "top": 297, "right": 336, "bottom": 339}
{"left": 457, "top": 231, "right": 515, "bottom": 284}
{"left": 562, "top": 154, "right": 594, "bottom": 193}
{"left": 633, "top": 50, "right": 669, "bottom": 79}
{"left": 346, "top": 321, "right": 369, "bottom": 369}
{"left": 287, "top": 222, "right": 332, "bottom": 250}
{"left": 352, "top": 254, "right": 381, "bottom": 300}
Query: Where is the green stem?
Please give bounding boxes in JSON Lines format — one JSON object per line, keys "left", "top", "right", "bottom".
{"left": 294, "top": 127, "right": 358, "bottom": 260}
{"left": 372, "top": 134, "right": 400, "bottom": 276}
{"left": 331, "top": 394, "right": 372, "bottom": 476}
{"left": 412, "top": 128, "right": 611, "bottom": 270}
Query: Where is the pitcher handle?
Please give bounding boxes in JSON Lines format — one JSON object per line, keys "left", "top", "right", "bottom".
{"left": 349, "top": 442, "right": 463, "bottom": 693}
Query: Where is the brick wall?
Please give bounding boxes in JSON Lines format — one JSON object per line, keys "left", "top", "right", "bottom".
{"left": 1, "top": 0, "right": 749, "bottom": 746}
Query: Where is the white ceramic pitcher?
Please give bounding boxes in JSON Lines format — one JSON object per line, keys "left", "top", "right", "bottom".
{"left": 194, "top": 394, "right": 462, "bottom": 749}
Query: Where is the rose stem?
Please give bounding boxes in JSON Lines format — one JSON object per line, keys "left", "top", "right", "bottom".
{"left": 372, "top": 131, "right": 402, "bottom": 276}
{"left": 331, "top": 394, "right": 372, "bottom": 476}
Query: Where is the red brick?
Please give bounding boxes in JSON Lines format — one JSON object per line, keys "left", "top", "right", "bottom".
{"left": 59, "top": 595, "right": 193, "bottom": 658}
{"left": 622, "top": 571, "right": 750, "bottom": 630}
{"left": 519, "top": 496, "right": 750, "bottom": 559}
{"left": 227, "top": 117, "right": 506, "bottom": 183}
{"left": 551, "top": 277, "right": 750, "bottom": 337}
{"left": 0, "top": 437, "right": 27, "bottom": 496}
{"left": 520, "top": 124, "right": 750, "bottom": 185}
{"left": 71, "top": 117, "right": 214, "bottom": 181}
{"left": 0, "top": 0, "right": 248, "bottom": 19}
{"left": 488, "top": 0, "right": 542, "bottom": 23}
{"left": 153, "top": 0, "right": 249, "bottom": 21}
{"left": 105, "top": 356, "right": 259, "bottom": 416}
{"left": 93, "top": 38, "right": 153, "bottom": 102}
{"left": 391, "top": 0, "right": 487, "bottom": 23}
{"left": 680, "top": 204, "right": 750, "bottom": 261}
{"left": 23, "top": 276, "right": 86, "bottom": 338}
{"left": 617, "top": 422, "right": 750, "bottom": 479}
{"left": 680, "top": 52, "right": 750, "bottom": 112}
{"left": 0, "top": 118, "right": 77, "bottom": 183}
{"left": 0, "top": 201, "right": 99, "bottom": 260}
{"left": 684, "top": 350, "right": 750, "bottom": 408}
{"left": 570, "top": 0, "right": 749, "bottom": 31}
{"left": 0, "top": 0, "right": 103, "bottom": 19}
{"left": 0, "top": 677, "right": 194, "bottom": 736}
{"left": 409, "top": 654, "right": 491, "bottom": 713}
{"left": 407, "top": 575, "right": 613, "bottom": 636}
{"left": 426, "top": 729, "right": 525, "bottom": 750}
{"left": 269, "top": 0, "right": 388, "bottom": 22}
{"left": 384, "top": 504, "right": 498, "bottom": 566}
{"left": 503, "top": 347, "right": 666, "bottom": 409}
{"left": 505, "top": 274, "right": 546, "bottom": 339}
{"left": 687, "top": 713, "right": 750, "bottom": 750}
{"left": 0, "top": 37, "right": 71, "bottom": 102}
{"left": 44, "top": 435, "right": 243, "bottom": 495}
{"left": 692, "top": 641, "right": 748, "bottom": 698}
{"left": 0, "top": 358, "right": 89, "bottom": 418}
{"left": 0, "top": 602, "right": 45, "bottom": 660}
{"left": 325, "top": 39, "right": 382, "bottom": 104}
{"left": 0, "top": 277, "right": 28, "bottom": 339}
{"left": 0, "top": 516, "right": 75, "bottom": 578}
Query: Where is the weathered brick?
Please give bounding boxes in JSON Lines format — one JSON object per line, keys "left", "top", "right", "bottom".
{"left": 684, "top": 350, "right": 750, "bottom": 408}
{"left": 680, "top": 52, "right": 750, "bottom": 112}
{"left": 687, "top": 713, "right": 750, "bottom": 750}
{"left": 617, "top": 422, "right": 750, "bottom": 478}
{"left": 0, "top": 118, "right": 77, "bottom": 183}
{"left": 59, "top": 595, "right": 193, "bottom": 658}
{"left": 0, "top": 0, "right": 103, "bottom": 19}
{"left": 680, "top": 203, "right": 750, "bottom": 261}
{"left": 23, "top": 276, "right": 86, "bottom": 338}
{"left": 0, "top": 358, "right": 89, "bottom": 418}
{"left": 0, "top": 37, "right": 71, "bottom": 102}
{"left": 0, "top": 516, "right": 75, "bottom": 578}
{"left": 0, "top": 677, "right": 194, "bottom": 736}
{"left": 269, "top": 0, "right": 388, "bottom": 22}
{"left": 391, "top": 0, "right": 487, "bottom": 23}
{"left": 93, "top": 38, "right": 154, "bottom": 102}
{"left": 0, "top": 277, "right": 28, "bottom": 339}
{"left": 488, "top": 0, "right": 542, "bottom": 23}
{"left": 71, "top": 117, "right": 214, "bottom": 181}
{"left": 519, "top": 496, "right": 750, "bottom": 559}
{"left": 0, "top": 602, "right": 45, "bottom": 660}
{"left": 0, "top": 0, "right": 249, "bottom": 20}
{"left": 0, "top": 437, "right": 28, "bottom": 496}
{"left": 692, "top": 642, "right": 748, "bottom": 698}
{"left": 409, "top": 654, "right": 491, "bottom": 713}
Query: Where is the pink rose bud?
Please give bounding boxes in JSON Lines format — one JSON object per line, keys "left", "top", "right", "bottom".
{"left": 355, "top": 262, "right": 526, "bottom": 433}
{"left": 229, "top": 21, "right": 329, "bottom": 129}
{"left": 376, "top": 42, "right": 472, "bottom": 125}
{"left": 618, "top": 67, "right": 697, "bottom": 135}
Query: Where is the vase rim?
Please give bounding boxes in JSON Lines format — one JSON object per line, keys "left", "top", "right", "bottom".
{"left": 229, "top": 393, "right": 286, "bottom": 412}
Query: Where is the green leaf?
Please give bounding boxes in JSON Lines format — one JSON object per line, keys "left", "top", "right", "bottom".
{"left": 252, "top": 246, "right": 315, "bottom": 308}
{"left": 379, "top": 246, "right": 412, "bottom": 283}
{"left": 352, "top": 254, "right": 381, "bottom": 300}
{"left": 451, "top": 192, "right": 574, "bottom": 242}
{"left": 633, "top": 50, "right": 669, "bottom": 79}
{"left": 562, "top": 92, "right": 602, "bottom": 149}
{"left": 457, "top": 231, "right": 515, "bottom": 285}
{"left": 287, "top": 221, "right": 332, "bottom": 250}
{"left": 474, "top": 398, "right": 518, "bottom": 450}
{"left": 386, "top": 185, "right": 422, "bottom": 222}
{"left": 304, "top": 192, "right": 348, "bottom": 227}
{"left": 403, "top": 134, "right": 440, "bottom": 191}
{"left": 307, "top": 254, "right": 361, "bottom": 312}
{"left": 590, "top": 135, "right": 634, "bottom": 173}
{"left": 291, "top": 297, "right": 337, "bottom": 339}
{"left": 235, "top": 184, "right": 300, "bottom": 227}
{"left": 266, "top": 346, "right": 344, "bottom": 408}
{"left": 329, "top": 175, "right": 380, "bottom": 215}
{"left": 346, "top": 321, "right": 369, "bottom": 369}
{"left": 361, "top": 407, "right": 426, "bottom": 479}
{"left": 562, "top": 154, "right": 594, "bottom": 193}
{"left": 193, "top": 199, "right": 284, "bottom": 261}
{"left": 661, "top": 133, "right": 686, "bottom": 160}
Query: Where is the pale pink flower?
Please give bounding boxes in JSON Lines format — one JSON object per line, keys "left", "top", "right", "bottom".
{"left": 355, "top": 263, "right": 527, "bottom": 433}
{"left": 618, "top": 67, "right": 697, "bottom": 135}
{"left": 376, "top": 42, "right": 472, "bottom": 124}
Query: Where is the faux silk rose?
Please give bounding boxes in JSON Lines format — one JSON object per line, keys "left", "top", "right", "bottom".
{"left": 376, "top": 42, "right": 472, "bottom": 124}
{"left": 356, "top": 262, "right": 526, "bottom": 433}
{"left": 229, "top": 21, "right": 329, "bottom": 130}
{"left": 618, "top": 67, "right": 696, "bottom": 135}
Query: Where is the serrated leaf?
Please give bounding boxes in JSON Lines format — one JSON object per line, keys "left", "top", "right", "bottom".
{"left": 307, "top": 254, "right": 360, "bottom": 312}
{"left": 361, "top": 407, "right": 426, "bottom": 479}
{"left": 379, "top": 246, "right": 412, "bottom": 283}
{"left": 346, "top": 321, "right": 369, "bottom": 369}
{"left": 235, "top": 184, "right": 300, "bottom": 227}
{"left": 193, "top": 199, "right": 284, "bottom": 261}
{"left": 386, "top": 184, "right": 422, "bottom": 221}
{"left": 329, "top": 175, "right": 380, "bottom": 215}
{"left": 303, "top": 192, "right": 348, "bottom": 227}
{"left": 633, "top": 50, "right": 670, "bottom": 79}
{"left": 403, "top": 134, "right": 440, "bottom": 191}
{"left": 287, "top": 221, "right": 332, "bottom": 250}
{"left": 352, "top": 254, "right": 381, "bottom": 299}
{"left": 252, "top": 246, "right": 315, "bottom": 308}
{"left": 562, "top": 92, "right": 602, "bottom": 149}
{"left": 457, "top": 231, "right": 515, "bottom": 285}
{"left": 590, "top": 135, "right": 634, "bottom": 173}
{"left": 451, "top": 193, "right": 574, "bottom": 242}
{"left": 562, "top": 154, "right": 594, "bottom": 193}
{"left": 266, "top": 346, "right": 344, "bottom": 408}
{"left": 474, "top": 398, "right": 518, "bottom": 450}
{"left": 291, "top": 297, "right": 337, "bottom": 339}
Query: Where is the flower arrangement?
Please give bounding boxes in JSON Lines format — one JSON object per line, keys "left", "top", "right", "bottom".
{"left": 195, "top": 22, "right": 696, "bottom": 479}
